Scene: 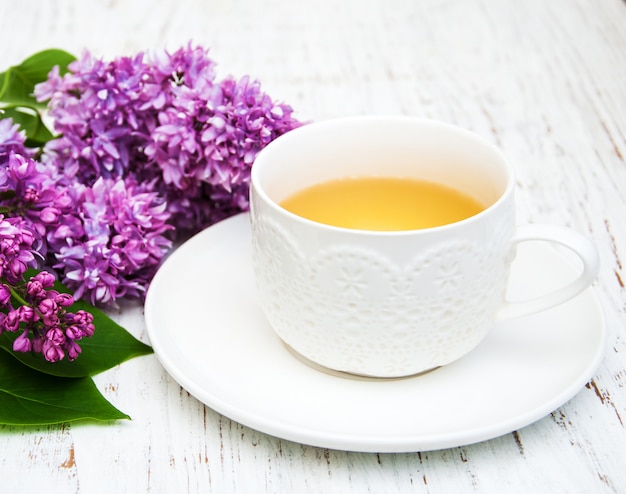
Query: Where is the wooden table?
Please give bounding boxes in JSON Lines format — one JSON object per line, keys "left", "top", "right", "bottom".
{"left": 1, "top": 0, "right": 625, "bottom": 492}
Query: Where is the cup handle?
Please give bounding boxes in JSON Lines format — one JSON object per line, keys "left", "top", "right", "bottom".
{"left": 497, "top": 224, "right": 599, "bottom": 320}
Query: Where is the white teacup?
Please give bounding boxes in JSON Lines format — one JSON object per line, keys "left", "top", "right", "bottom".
{"left": 249, "top": 116, "right": 599, "bottom": 378}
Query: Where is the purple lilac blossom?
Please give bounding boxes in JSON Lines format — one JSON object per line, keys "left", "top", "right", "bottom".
{"left": 36, "top": 43, "right": 302, "bottom": 234}
{"left": 0, "top": 143, "right": 173, "bottom": 305}
{"left": 0, "top": 119, "right": 29, "bottom": 164}
{"left": 0, "top": 214, "right": 38, "bottom": 285}
{"left": 53, "top": 177, "right": 173, "bottom": 305}
{"left": 0, "top": 44, "right": 301, "bottom": 307}
{"left": 0, "top": 42, "right": 302, "bottom": 360}
{"left": 0, "top": 270, "right": 95, "bottom": 362}
{"left": 0, "top": 150, "right": 75, "bottom": 257}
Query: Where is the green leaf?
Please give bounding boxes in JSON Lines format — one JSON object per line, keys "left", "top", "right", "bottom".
{"left": 0, "top": 48, "right": 76, "bottom": 108}
{"left": 0, "top": 351, "right": 129, "bottom": 425}
{"left": 0, "top": 271, "right": 153, "bottom": 378}
{"left": 0, "top": 105, "right": 54, "bottom": 146}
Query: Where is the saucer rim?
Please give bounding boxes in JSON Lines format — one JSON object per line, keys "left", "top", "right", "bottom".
{"left": 144, "top": 213, "right": 606, "bottom": 453}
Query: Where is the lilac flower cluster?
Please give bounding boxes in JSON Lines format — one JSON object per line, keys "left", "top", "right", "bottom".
{"left": 0, "top": 214, "right": 37, "bottom": 285}
{"left": 0, "top": 270, "right": 94, "bottom": 362}
{"left": 0, "top": 141, "right": 172, "bottom": 305}
{"left": 0, "top": 44, "right": 300, "bottom": 364}
{"left": 53, "top": 176, "right": 173, "bottom": 304}
{"left": 0, "top": 121, "right": 95, "bottom": 362}
{"left": 0, "top": 43, "right": 301, "bottom": 312}
{"left": 37, "top": 44, "right": 302, "bottom": 231}
{"left": 0, "top": 210, "right": 93, "bottom": 362}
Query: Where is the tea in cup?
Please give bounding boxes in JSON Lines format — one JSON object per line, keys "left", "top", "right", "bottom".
{"left": 249, "top": 116, "right": 599, "bottom": 378}
{"left": 279, "top": 176, "right": 485, "bottom": 231}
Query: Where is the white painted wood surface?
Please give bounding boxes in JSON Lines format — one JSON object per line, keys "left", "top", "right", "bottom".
{"left": 1, "top": 0, "right": 625, "bottom": 492}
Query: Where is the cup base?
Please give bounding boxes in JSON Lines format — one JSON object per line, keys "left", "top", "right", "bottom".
{"left": 282, "top": 343, "right": 441, "bottom": 381}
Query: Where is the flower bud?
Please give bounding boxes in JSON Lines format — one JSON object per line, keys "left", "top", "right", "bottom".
{"left": 3, "top": 310, "right": 19, "bottom": 332}
{"left": 0, "top": 284, "right": 11, "bottom": 306}
{"left": 12, "top": 332, "right": 32, "bottom": 353}
{"left": 54, "top": 293, "right": 74, "bottom": 307}
{"left": 40, "top": 207, "right": 61, "bottom": 224}
{"left": 34, "top": 271, "right": 56, "bottom": 288}
{"left": 42, "top": 340, "right": 64, "bottom": 362}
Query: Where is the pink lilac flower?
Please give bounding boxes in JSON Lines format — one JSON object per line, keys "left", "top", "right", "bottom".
{"left": 36, "top": 52, "right": 158, "bottom": 182}
{"left": 53, "top": 177, "right": 173, "bottom": 304}
{"left": 0, "top": 119, "right": 28, "bottom": 162}
{"left": 0, "top": 139, "right": 173, "bottom": 305}
{"left": 0, "top": 214, "right": 38, "bottom": 285}
{"left": 0, "top": 44, "right": 301, "bottom": 307}
{"left": 36, "top": 43, "right": 302, "bottom": 236}
{"left": 0, "top": 270, "right": 95, "bottom": 362}
{"left": 0, "top": 150, "right": 76, "bottom": 257}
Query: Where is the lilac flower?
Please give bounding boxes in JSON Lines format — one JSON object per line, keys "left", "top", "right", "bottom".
{"left": 0, "top": 150, "right": 78, "bottom": 258}
{"left": 0, "top": 214, "right": 38, "bottom": 285}
{"left": 0, "top": 43, "right": 302, "bottom": 308}
{"left": 0, "top": 270, "right": 96, "bottom": 362}
{"left": 0, "top": 284, "right": 11, "bottom": 306}
{"left": 12, "top": 330, "right": 32, "bottom": 353}
{"left": 53, "top": 177, "right": 173, "bottom": 304}
{"left": 0, "top": 148, "right": 172, "bottom": 304}
{"left": 145, "top": 73, "right": 302, "bottom": 230}
{"left": 37, "top": 43, "right": 302, "bottom": 237}
{"left": 0, "top": 118, "right": 28, "bottom": 163}
{"left": 2, "top": 309, "right": 19, "bottom": 332}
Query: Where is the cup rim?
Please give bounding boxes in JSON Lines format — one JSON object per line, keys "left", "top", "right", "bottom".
{"left": 251, "top": 115, "right": 515, "bottom": 236}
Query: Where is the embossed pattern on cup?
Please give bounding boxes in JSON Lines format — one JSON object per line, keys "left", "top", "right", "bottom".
{"left": 251, "top": 196, "right": 515, "bottom": 377}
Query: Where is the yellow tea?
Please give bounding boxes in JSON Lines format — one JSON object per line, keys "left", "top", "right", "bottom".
{"left": 279, "top": 176, "right": 485, "bottom": 231}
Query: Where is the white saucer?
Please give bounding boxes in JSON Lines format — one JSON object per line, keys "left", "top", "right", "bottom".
{"left": 144, "top": 213, "right": 606, "bottom": 453}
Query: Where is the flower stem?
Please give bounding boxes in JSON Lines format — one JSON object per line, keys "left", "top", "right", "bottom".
{"left": 6, "top": 280, "right": 29, "bottom": 307}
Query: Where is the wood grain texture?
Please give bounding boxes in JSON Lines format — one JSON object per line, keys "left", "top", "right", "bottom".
{"left": 1, "top": 0, "right": 625, "bottom": 492}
